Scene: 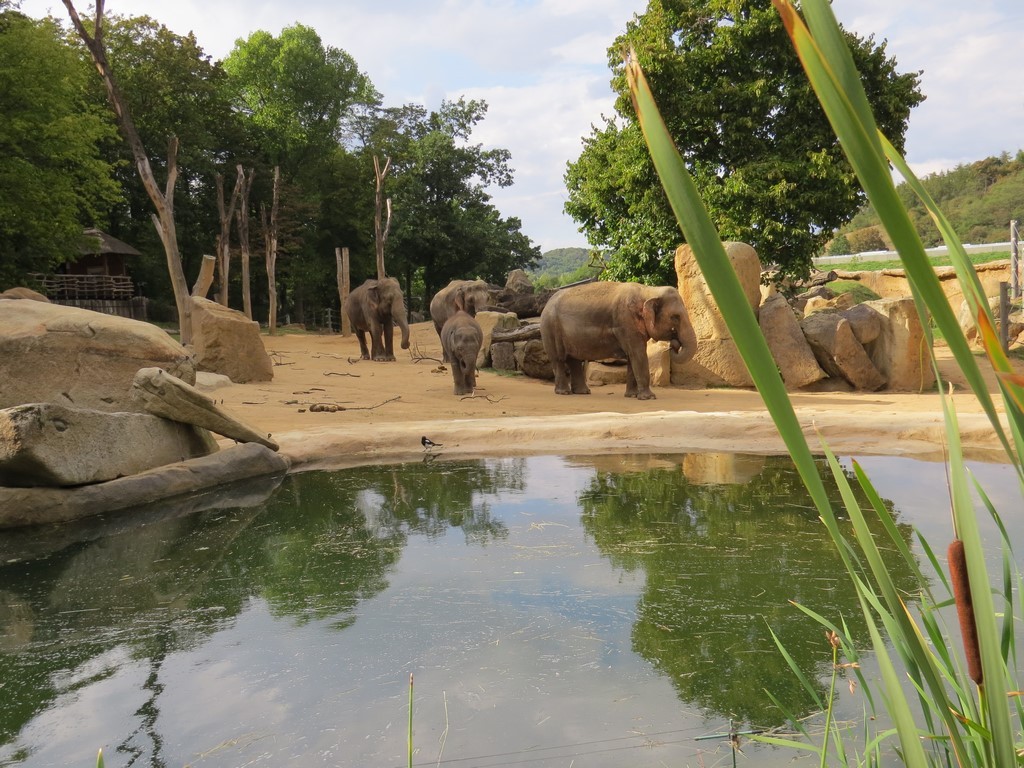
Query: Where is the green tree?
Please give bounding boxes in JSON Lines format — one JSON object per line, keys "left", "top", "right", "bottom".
{"left": 0, "top": 9, "right": 120, "bottom": 288}
{"left": 222, "top": 23, "right": 379, "bottom": 174}
{"left": 221, "top": 24, "right": 381, "bottom": 321}
{"left": 564, "top": 0, "right": 924, "bottom": 283}
{"left": 376, "top": 98, "right": 541, "bottom": 307}
{"left": 68, "top": 12, "right": 252, "bottom": 315}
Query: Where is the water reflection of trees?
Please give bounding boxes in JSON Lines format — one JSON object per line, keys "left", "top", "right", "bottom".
{"left": 578, "top": 453, "right": 918, "bottom": 728}
{"left": 0, "top": 458, "right": 522, "bottom": 763}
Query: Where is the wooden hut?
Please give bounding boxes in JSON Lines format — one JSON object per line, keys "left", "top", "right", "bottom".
{"left": 32, "top": 229, "right": 148, "bottom": 320}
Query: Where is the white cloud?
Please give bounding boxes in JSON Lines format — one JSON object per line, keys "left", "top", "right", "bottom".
{"left": 20, "top": 0, "right": 1023, "bottom": 250}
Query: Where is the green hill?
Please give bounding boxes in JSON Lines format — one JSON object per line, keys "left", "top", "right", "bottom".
{"left": 827, "top": 151, "right": 1024, "bottom": 254}
{"left": 530, "top": 247, "right": 604, "bottom": 288}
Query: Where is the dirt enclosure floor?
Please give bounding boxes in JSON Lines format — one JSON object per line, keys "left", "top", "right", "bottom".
{"left": 211, "top": 321, "right": 1017, "bottom": 469}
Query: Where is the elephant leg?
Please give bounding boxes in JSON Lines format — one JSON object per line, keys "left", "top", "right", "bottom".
{"left": 550, "top": 357, "right": 573, "bottom": 395}
{"left": 369, "top": 319, "right": 388, "bottom": 361}
{"left": 382, "top": 322, "right": 396, "bottom": 361}
{"left": 355, "top": 329, "right": 371, "bottom": 360}
{"left": 434, "top": 321, "right": 451, "bottom": 363}
{"left": 568, "top": 358, "right": 590, "bottom": 395}
{"left": 452, "top": 358, "right": 470, "bottom": 395}
{"left": 625, "top": 353, "right": 656, "bottom": 400}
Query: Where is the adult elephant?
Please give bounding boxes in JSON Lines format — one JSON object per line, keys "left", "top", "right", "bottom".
{"left": 429, "top": 279, "right": 491, "bottom": 361}
{"left": 343, "top": 277, "right": 411, "bottom": 361}
{"left": 440, "top": 310, "right": 483, "bottom": 395}
{"left": 539, "top": 281, "right": 697, "bottom": 400}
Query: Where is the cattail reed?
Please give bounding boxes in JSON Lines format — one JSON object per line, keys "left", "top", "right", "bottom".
{"left": 948, "top": 539, "right": 983, "bottom": 685}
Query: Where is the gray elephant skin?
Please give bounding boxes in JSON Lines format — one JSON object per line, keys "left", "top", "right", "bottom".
{"left": 430, "top": 279, "right": 491, "bottom": 361}
{"left": 343, "top": 277, "right": 411, "bottom": 361}
{"left": 540, "top": 281, "right": 697, "bottom": 400}
{"left": 440, "top": 310, "right": 483, "bottom": 395}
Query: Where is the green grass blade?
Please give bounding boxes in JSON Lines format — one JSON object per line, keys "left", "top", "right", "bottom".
{"left": 624, "top": 50, "right": 836, "bottom": 528}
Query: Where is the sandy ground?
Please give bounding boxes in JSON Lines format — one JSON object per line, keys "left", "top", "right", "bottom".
{"left": 210, "top": 321, "right": 1015, "bottom": 470}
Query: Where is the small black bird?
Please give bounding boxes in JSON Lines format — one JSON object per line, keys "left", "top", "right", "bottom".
{"left": 421, "top": 435, "right": 442, "bottom": 451}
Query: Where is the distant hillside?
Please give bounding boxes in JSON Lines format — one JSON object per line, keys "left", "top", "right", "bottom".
{"left": 827, "top": 151, "right": 1024, "bottom": 254}
{"left": 530, "top": 247, "right": 601, "bottom": 288}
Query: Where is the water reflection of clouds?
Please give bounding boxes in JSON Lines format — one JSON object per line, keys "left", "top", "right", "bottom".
{"left": 840, "top": 456, "right": 1022, "bottom": 551}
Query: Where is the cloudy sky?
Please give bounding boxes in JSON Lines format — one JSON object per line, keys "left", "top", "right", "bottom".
{"left": 19, "top": 0, "right": 1024, "bottom": 252}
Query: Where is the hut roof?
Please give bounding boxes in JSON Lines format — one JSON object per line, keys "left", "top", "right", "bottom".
{"left": 80, "top": 228, "right": 142, "bottom": 257}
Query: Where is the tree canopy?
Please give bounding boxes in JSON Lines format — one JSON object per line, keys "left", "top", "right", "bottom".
{"left": 564, "top": 0, "right": 924, "bottom": 283}
{"left": 1, "top": 7, "right": 539, "bottom": 328}
{"left": 377, "top": 98, "right": 540, "bottom": 308}
{"left": 0, "top": 9, "right": 121, "bottom": 285}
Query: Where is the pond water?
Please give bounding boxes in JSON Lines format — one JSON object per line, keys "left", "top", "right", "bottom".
{"left": 0, "top": 452, "right": 1019, "bottom": 768}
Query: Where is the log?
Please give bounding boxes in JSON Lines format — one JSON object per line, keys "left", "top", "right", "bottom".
{"left": 491, "top": 323, "right": 542, "bottom": 343}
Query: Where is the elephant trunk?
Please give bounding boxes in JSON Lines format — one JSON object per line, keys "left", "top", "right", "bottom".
{"left": 670, "top": 314, "right": 698, "bottom": 365}
{"left": 395, "top": 301, "right": 411, "bottom": 350}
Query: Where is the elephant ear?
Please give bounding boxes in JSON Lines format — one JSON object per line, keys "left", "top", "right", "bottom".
{"left": 641, "top": 296, "right": 661, "bottom": 338}
{"left": 366, "top": 283, "right": 381, "bottom": 311}
{"left": 453, "top": 288, "right": 467, "bottom": 313}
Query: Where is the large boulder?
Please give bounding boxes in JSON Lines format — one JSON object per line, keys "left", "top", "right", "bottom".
{"left": 957, "top": 295, "right": 1024, "bottom": 348}
{"left": 129, "top": 367, "right": 279, "bottom": 450}
{"left": 758, "top": 293, "right": 827, "bottom": 389}
{"left": 674, "top": 241, "right": 761, "bottom": 387}
{"left": 1, "top": 286, "right": 50, "bottom": 302}
{"left": 861, "top": 297, "right": 935, "bottom": 392}
{"left": 0, "top": 403, "right": 218, "bottom": 488}
{"left": 504, "top": 269, "right": 534, "bottom": 294}
{"left": 516, "top": 339, "right": 554, "bottom": 380}
{"left": 191, "top": 297, "right": 273, "bottom": 383}
{"left": 801, "top": 311, "right": 886, "bottom": 391}
{"left": 474, "top": 310, "right": 521, "bottom": 368}
{"left": 0, "top": 443, "right": 289, "bottom": 529}
{"left": 0, "top": 300, "right": 195, "bottom": 412}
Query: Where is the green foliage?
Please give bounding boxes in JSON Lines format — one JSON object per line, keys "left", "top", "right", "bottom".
{"left": 222, "top": 23, "right": 379, "bottom": 170}
{"left": 378, "top": 98, "right": 541, "bottom": 305}
{"left": 74, "top": 13, "right": 254, "bottom": 305}
{"left": 825, "top": 279, "right": 881, "bottom": 303}
{"left": 0, "top": 10, "right": 121, "bottom": 288}
{"left": 627, "top": 0, "right": 1024, "bottom": 761}
{"left": 824, "top": 232, "right": 850, "bottom": 256}
{"left": 564, "top": 0, "right": 923, "bottom": 284}
{"left": 841, "top": 151, "right": 1024, "bottom": 247}
{"left": 844, "top": 225, "right": 888, "bottom": 253}
{"left": 529, "top": 247, "right": 589, "bottom": 276}
{"left": 9, "top": 8, "right": 538, "bottom": 326}
{"left": 530, "top": 247, "right": 604, "bottom": 289}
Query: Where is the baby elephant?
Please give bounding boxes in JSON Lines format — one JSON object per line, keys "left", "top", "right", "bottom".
{"left": 440, "top": 310, "right": 483, "bottom": 395}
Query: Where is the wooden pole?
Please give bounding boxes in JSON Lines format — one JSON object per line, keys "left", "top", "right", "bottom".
{"left": 1011, "top": 220, "right": 1020, "bottom": 299}
{"left": 336, "top": 247, "right": 351, "bottom": 336}
{"left": 999, "top": 281, "right": 1009, "bottom": 353}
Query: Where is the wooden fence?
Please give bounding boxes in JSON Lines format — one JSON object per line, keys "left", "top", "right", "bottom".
{"left": 29, "top": 273, "right": 148, "bottom": 320}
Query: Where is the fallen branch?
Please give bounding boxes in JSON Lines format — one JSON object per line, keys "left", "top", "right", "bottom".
{"left": 348, "top": 395, "right": 401, "bottom": 410}
{"left": 459, "top": 393, "right": 508, "bottom": 403}
{"left": 312, "top": 352, "right": 347, "bottom": 359}
{"left": 324, "top": 371, "right": 360, "bottom": 377}
{"left": 409, "top": 342, "right": 443, "bottom": 364}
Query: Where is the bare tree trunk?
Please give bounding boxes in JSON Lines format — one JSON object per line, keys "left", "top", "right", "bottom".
{"left": 215, "top": 170, "right": 242, "bottom": 306}
{"left": 191, "top": 254, "right": 216, "bottom": 298}
{"left": 261, "top": 166, "right": 281, "bottom": 335}
{"left": 336, "top": 246, "right": 350, "bottom": 336}
{"left": 61, "top": 0, "right": 193, "bottom": 344}
{"left": 373, "top": 154, "right": 392, "bottom": 279}
{"left": 235, "top": 166, "right": 255, "bottom": 319}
